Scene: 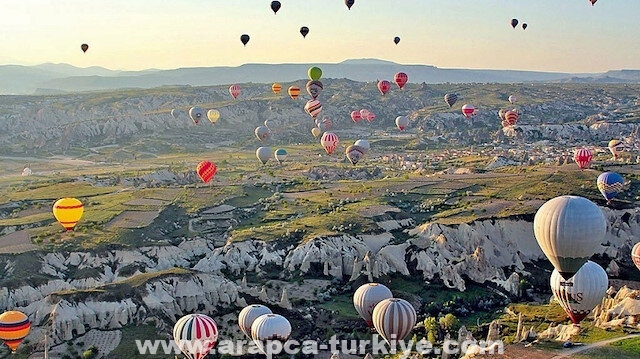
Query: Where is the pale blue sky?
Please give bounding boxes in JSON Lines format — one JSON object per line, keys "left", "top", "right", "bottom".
{"left": 0, "top": 0, "right": 638, "bottom": 72}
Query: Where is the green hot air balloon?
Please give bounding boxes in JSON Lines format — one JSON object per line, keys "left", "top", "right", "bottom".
{"left": 308, "top": 66, "right": 322, "bottom": 81}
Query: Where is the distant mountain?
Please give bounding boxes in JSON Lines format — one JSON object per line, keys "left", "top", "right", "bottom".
{"left": 1, "top": 59, "right": 638, "bottom": 95}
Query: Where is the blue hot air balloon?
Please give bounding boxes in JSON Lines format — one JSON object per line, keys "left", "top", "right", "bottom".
{"left": 597, "top": 172, "right": 624, "bottom": 203}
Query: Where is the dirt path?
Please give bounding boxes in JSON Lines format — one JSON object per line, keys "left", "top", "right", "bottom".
{"left": 549, "top": 333, "right": 640, "bottom": 358}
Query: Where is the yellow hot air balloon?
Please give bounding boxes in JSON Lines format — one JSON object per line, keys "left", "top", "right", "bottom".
{"left": 52, "top": 197, "right": 84, "bottom": 231}
{"left": 311, "top": 127, "right": 321, "bottom": 138}
{"left": 271, "top": 83, "right": 282, "bottom": 95}
{"left": 0, "top": 311, "right": 31, "bottom": 353}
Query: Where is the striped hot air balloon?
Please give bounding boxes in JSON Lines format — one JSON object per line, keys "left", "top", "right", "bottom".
{"left": 274, "top": 149, "right": 288, "bottom": 164}
{"left": 0, "top": 311, "right": 30, "bottom": 353}
{"left": 346, "top": 145, "right": 366, "bottom": 166}
{"left": 632, "top": 242, "right": 640, "bottom": 271}
{"left": 502, "top": 110, "right": 518, "bottom": 127}
{"left": 394, "top": 72, "right": 408, "bottom": 89}
{"left": 229, "top": 84, "right": 241, "bottom": 99}
{"left": 251, "top": 314, "right": 291, "bottom": 356}
{"left": 238, "top": 305, "right": 272, "bottom": 339}
{"left": 372, "top": 298, "right": 417, "bottom": 346}
{"left": 377, "top": 80, "right": 391, "bottom": 95}
{"left": 304, "top": 99, "right": 322, "bottom": 119}
{"left": 353, "top": 283, "right": 393, "bottom": 328}
{"left": 196, "top": 161, "right": 217, "bottom": 183}
{"left": 320, "top": 132, "right": 339, "bottom": 155}
{"left": 287, "top": 86, "right": 301, "bottom": 99}
{"left": 573, "top": 148, "right": 592, "bottom": 170}
{"left": 608, "top": 139, "right": 624, "bottom": 159}
{"left": 173, "top": 314, "right": 218, "bottom": 359}
{"left": 444, "top": 93, "right": 458, "bottom": 107}
{"left": 271, "top": 83, "right": 282, "bottom": 95}
{"left": 52, "top": 198, "right": 84, "bottom": 231}
{"left": 306, "top": 80, "right": 323, "bottom": 100}
{"left": 551, "top": 261, "right": 608, "bottom": 326}
{"left": 597, "top": 172, "right": 624, "bottom": 203}
{"left": 461, "top": 104, "right": 476, "bottom": 118}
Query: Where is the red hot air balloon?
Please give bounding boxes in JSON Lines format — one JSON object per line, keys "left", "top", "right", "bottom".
{"left": 502, "top": 110, "right": 519, "bottom": 127}
{"left": 196, "top": 161, "right": 217, "bottom": 183}
{"left": 461, "top": 104, "right": 476, "bottom": 118}
{"left": 377, "top": 80, "right": 391, "bottom": 95}
{"left": 350, "top": 110, "right": 362, "bottom": 123}
{"left": 229, "top": 85, "right": 241, "bottom": 99}
{"left": 394, "top": 72, "right": 408, "bottom": 89}
{"left": 573, "top": 148, "right": 593, "bottom": 170}
{"left": 320, "top": 132, "right": 339, "bottom": 155}
{"left": 366, "top": 111, "right": 375, "bottom": 123}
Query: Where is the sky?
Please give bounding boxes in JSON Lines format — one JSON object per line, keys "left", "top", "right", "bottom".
{"left": 0, "top": 0, "right": 639, "bottom": 73}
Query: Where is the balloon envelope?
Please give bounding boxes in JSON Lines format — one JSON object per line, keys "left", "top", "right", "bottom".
{"left": 240, "top": 34, "right": 250, "bottom": 46}
{"left": 238, "top": 305, "right": 272, "bottom": 339}
{"left": 320, "top": 132, "right": 339, "bottom": 155}
{"left": 189, "top": 106, "right": 205, "bottom": 124}
{"left": 372, "top": 298, "right": 417, "bottom": 346}
{"left": 502, "top": 110, "right": 518, "bottom": 127}
{"left": 300, "top": 26, "right": 309, "bottom": 38}
{"left": 229, "top": 85, "right": 241, "bottom": 99}
{"left": 81, "top": 44, "right": 89, "bottom": 53}
{"left": 573, "top": 148, "right": 592, "bottom": 170}
{"left": 271, "top": 83, "right": 282, "bottom": 94}
{"left": 256, "top": 147, "right": 272, "bottom": 165}
{"left": 377, "top": 80, "right": 391, "bottom": 95}
{"left": 522, "top": 23, "right": 528, "bottom": 30}
{"left": 196, "top": 161, "right": 217, "bottom": 183}
{"left": 288, "top": 86, "right": 301, "bottom": 99}
{"left": 461, "top": 104, "right": 476, "bottom": 118}
{"left": 393, "top": 36, "right": 400, "bottom": 45}
{"left": 551, "top": 261, "right": 608, "bottom": 325}
{"left": 274, "top": 148, "right": 288, "bottom": 164}
{"left": 251, "top": 314, "right": 291, "bottom": 355}
{"left": 311, "top": 127, "right": 321, "bottom": 138}
{"left": 53, "top": 197, "right": 84, "bottom": 231}
{"left": 608, "top": 139, "right": 624, "bottom": 158}
{"left": 173, "top": 314, "right": 218, "bottom": 359}
{"left": 350, "top": 110, "right": 362, "bottom": 123}
{"left": 207, "top": 109, "right": 220, "bottom": 124}
{"left": 354, "top": 139, "right": 370, "bottom": 153}
{"left": 394, "top": 72, "right": 408, "bottom": 89}
{"left": 508, "top": 95, "right": 517, "bottom": 104}
{"left": 304, "top": 99, "right": 322, "bottom": 119}
{"left": 444, "top": 93, "right": 458, "bottom": 107}
{"left": 511, "top": 19, "right": 519, "bottom": 28}
{"left": 597, "top": 172, "right": 624, "bottom": 202}
{"left": 353, "top": 283, "right": 393, "bottom": 327}
{"left": 346, "top": 145, "right": 366, "bottom": 165}
{"left": 306, "top": 80, "right": 323, "bottom": 99}
{"left": 0, "top": 311, "right": 30, "bottom": 353}
{"left": 171, "top": 108, "right": 181, "bottom": 119}
{"left": 632, "top": 242, "right": 640, "bottom": 271}
{"left": 345, "top": 0, "right": 355, "bottom": 10}
{"left": 395, "top": 116, "right": 409, "bottom": 130}
{"left": 270, "top": 1, "right": 281, "bottom": 14}
{"left": 533, "top": 195, "right": 606, "bottom": 279}
{"left": 255, "top": 126, "right": 270, "bottom": 142}
{"left": 308, "top": 66, "right": 322, "bottom": 81}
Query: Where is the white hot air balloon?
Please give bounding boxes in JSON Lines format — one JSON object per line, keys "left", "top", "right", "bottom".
{"left": 353, "top": 283, "right": 393, "bottom": 329}
{"left": 251, "top": 314, "right": 291, "bottom": 355}
{"left": 533, "top": 196, "right": 606, "bottom": 279}
{"left": 256, "top": 147, "right": 272, "bottom": 165}
{"left": 354, "top": 139, "right": 370, "bottom": 154}
{"left": 395, "top": 116, "right": 409, "bottom": 131}
{"left": 238, "top": 305, "right": 272, "bottom": 339}
{"left": 550, "top": 260, "right": 608, "bottom": 326}
{"left": 372, "top": 298, "right": 417, "bottom": 347}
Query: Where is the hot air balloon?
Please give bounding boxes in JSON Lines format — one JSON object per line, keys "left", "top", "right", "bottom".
{"left": 461, "top": 104, "right": 476, "bottom": 118}
{"left": 256, "top": 147, "right": 272, "bottom": 165}
{"left": 196, "top": 161, "right": 217, "bottom": 183}
{"left": 346, "top": 145, "right": 366, "bottom": 166}
{"left": 345, "top": 0, "right": 355, "bottom": 10}
{"left": 589, "top": 0, "right": 597, "bottom": 6}
{"left": 365, "top": 111, "right": 376, "bottom": 123}
{"left": 0, "top": 311, "right": 30, "bottom": 353}
{"left": 321, "top": 132, "right": 339, "bottom": 155}
{"left": 207, "top": 109, "right": 220, "bottom": 125}
{"left": 359, "top": 109, "right": 370, "bottom": 121}
{"left": 393, "top": 36, "right": 400, "bottom": 45}
{"left": 171, "top": 109, "right": 181, "bottom": 119}
{"left": 377, "top": 80, "right": 391, "bottom": 95}
{"left": 81, "top": 44, "right": 89, "bottom": 53}
{"left": 372, "top": 298, "right": 417, "bottom": 346}
{"left": 573, "top": 148, "right": 592, "bottom": 170}
{"left": 502, "top": 110, "right": 518, "bottom": 127}
{"left": 632, "top": 242, "right": 640, "bottom": 271}
{"left": 354, "top": 139, "right": 370, "bottom": 153}
{"left": 353, "top": 283, "right": 393, "bottom": 328}
{"left": 304, "top": 99, "right": 322, "bottom": 119}
{"left": 498, "top": 109, "right": 506, "bottom": 121}
{"left": 394, "top": 72, "right": 408, "bottom": 89}
{"left": 240, "top": 34, "right": 250, "bottom": 46}
{"left": 311, "top": 127, "right": 321, "bottom": 138}
{"left": 608, "top": 139, "right": 624, "bottom": 159}
{"left": 316, "top": 117, "right": 332, "bottom": 132}
{"left": 444, "top": 93, "right": 458, "bottom": 107}
{"left": 508, "top": 95, "right": 517, "bottom": 104}
{"left": 251, "top": 314, "right": 291, "bottom": 356}
{"left": 350, "top": 110, "right": 362, "bottom": 123}
{"left": 53, "top": 197, "right": 84, "bottom": 231}
{"left": 229, "top": 85, "right": 241, "bottom": 99}
{"left": 522, "top": 23, "right": 528, "bottom": 30}
{"left": 271, "top": 83, "right": 282, "bottom": 95}
{"left": 395, "top": 116, "right": 409, "bottom": 131}
{"left": 274, "top": 149, "right": 288, "bottom": 164}
{"left": 270, "top": 1, "right": 281, "bottom": 14}
{"left": 238, "top": 305, "right": 272, "bottom": 339}
{"left": 308, "top": 66, "right": 322, "bottom": 81}
{"left": 511, "top": 19, "right": 519, "bottom": 28}
{"left": 288, "top": 86, "right": 301, "bottom": 99}
{"left": 173, "top": 314, "right": 218, "bottom": 359}
{"left": 597, "top": 172, "right": 624, "bottom": 204}
{"left": 188, "top": 106, "right": 205, "bottom": 125}
{"left": 533, "top": 195, "right": 606, "bottom": 279}
{"left": 306, "top": 80, "right": 323, "bottom": 99}
{"left": 255, "top": 126, "right": 270, "bottom": 142}
{"left": 550, "top": 261, "right": 608, "bottom": 326}
{"left": 300, "top": 26, "right": 309, "bottom": 38}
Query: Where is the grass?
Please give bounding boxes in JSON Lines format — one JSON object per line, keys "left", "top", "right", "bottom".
{"left": 319, "top": 293, "right": 360, "bottom": 319}
{"left": 106, "top": 324, "right": 169, "bottom": 359}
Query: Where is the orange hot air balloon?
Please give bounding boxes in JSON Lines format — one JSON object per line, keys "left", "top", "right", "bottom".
{"left": 52, "top": 197, "right": 84, "bottom": 231}
{"left": 0, "top": 311, "right": 31, "bottom": 353}
{"left": 271, "top": 83, "right": 282, "bottom": 95}
{"left": 287, "top": 86, "right": 301, "bottom": 99}
{"left": 196, "top": 161, "right": 217, "bottom": 183}
{"left": 394, "top": 72, "right": 408, "bottom": 89}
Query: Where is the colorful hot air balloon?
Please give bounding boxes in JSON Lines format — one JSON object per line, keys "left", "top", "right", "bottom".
{"left": 0, "top": 311, "right": 30, "bottom": 353}
{"left": 306, "top": 80, "right": 323, "bottom": 100}
{"left": 53, "top": 197, "right": 84, "bottom": 231}
{"left": 304, "top": 99, "right": 322, "bottom": 119}
{"left": 251, "top": 314, "right": 291, "bottom": 356}
{"left": 632, "top": 242, "right": 640, "bottom": 271}
{"left": 271, "top": 83, "right": 282, "bottom": 95}
{"left": 395, "top": 116, "right": 409, "bottom": 131}
{"left": 229, "top": 85, "right": 241, "bottom": 99}
{"left": 308, "top": 66, "right": 322, "bottom": 81}
{"left": 350, "top": 110, "right": 362, "bottom": 123}
{"left": 573, "top": 148, "right": 593, "bottom": 170}
{"left": 171, "top": 109, "right": 181, "bottom": 119}
{"left": 511, "top": 19, "right": 519, "bottom": 28}
{"left": 81, "top": 44, "right": 89, "bottom": 53}
{"left": 377, "top": 80, "right": 391, "bottom": 95}
{"left": 173, "top": 314, "right": 218, "bottom": 359}
{"left": 300, "top": 26, "right": 309, "bottom": 38}
{"left": 270, "top": 1, "right": 281, "bottom": 14}
{"left": 461, "top": 104, "right": 476, "bottom": 118}
{"left": 444, "top": 93, "right": 458, "bottom": 107}
{"left": 189, "top": 106, "right": 205, "bottom": 125}
{"left": 502, "top": 110, "right": 518, "bottom": 127}
{"left": 240, "top": 34, "right": 250, "bottom": 46}
{"left": 551, "top": 261, "right": 608, "bottom": 326}
{"left": 597, "top": 172, "right": 624, "bottom": 203}
{"left": 256, "top": 147, "right": 272, "bottom": 165}
{"left": 311, "top": 127, "right": 321, "bottom": 138}
{"left": 354, "top": 139, "right": 370, "bottom": 153}
{"left": 255, "top": 126, "right": 270, "bottom": 142}
{"left": 508, "top": 95, "right": 517, "bottom": 104}
{"left": 522, "top": 23, "right": 528, "bottom": 30}
{"left": 321, "top": 132, "right": 339, "bottom": 155}
{"left": 533, "top": 195, "right": 606, "bottom": 279}
{"left": 372, "top": 298, "right": 417, "bottom": 346}
{"left": 394, "top": 72, "right": 408, "bottom": 89}
{"left": 207, "top": 109, "right": 220, "bottom": 125}
{"left": 196, "top": 161, "right": 217, "bottom": 183}
{"left": 288, "top": 86, "right": 301, "bottom": 99}
{"left": 274, "top": 149, "right": 288, "bottom": 164}
{"left": 608, "top": 139, "right": 624, "bottom": 159}
{"left": 393, "top": 36, "right": 400, "bottom": 45}
{"left": 346, "top": 145, "right": 366, "bottom": 166}
{"left": 238, "top": 305, "right": 272, "bottom": 339}
{"left": 353, "top": 283, "right": 393, "bottom": 328}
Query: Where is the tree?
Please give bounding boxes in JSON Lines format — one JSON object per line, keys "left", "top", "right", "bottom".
{"left": 424, "top": 316, "right": 438, "bottom": 333}
{"left": 439, "top": 313, "right": 460, "bottom": 333}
